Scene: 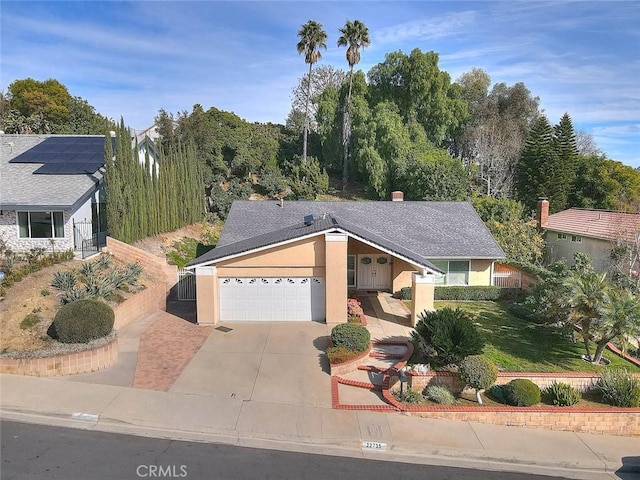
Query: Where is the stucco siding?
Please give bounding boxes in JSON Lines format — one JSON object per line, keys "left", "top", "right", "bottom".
{"left": 392, "top": 258, "right": 418, "bottom": 292}
{"left": 217, "top": 236, "right": 325, "bottom": 268}
{"left": 470, "top": 259, "right": 492, "bottom": 286}
{"left": 546, "top": 230, "right": 611, "bottom": 271}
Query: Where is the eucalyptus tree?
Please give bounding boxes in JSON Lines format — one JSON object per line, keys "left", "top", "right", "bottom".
{"left": 297, "top": 20, "right": 328, "bottom": 163}
{"left": 337, "top": 19, "right": 370, "bottom": 188}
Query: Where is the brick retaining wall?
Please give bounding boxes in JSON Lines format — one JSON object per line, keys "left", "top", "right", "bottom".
{"left": 105, "top": 237, "right": 177, "bottom": 292}
{"left": 412, "top": 409, "right": 639, "bottom": 437}
{"left": 0, "top": 337, "right": 118, "bottom": 377}
{"left": 408, "top": 371, "right": 606, "bottom": 394}
{"left": 113, "top": 283, "right": 165, "bottom": 330}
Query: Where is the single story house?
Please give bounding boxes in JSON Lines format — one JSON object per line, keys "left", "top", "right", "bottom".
{"left": 537, "top": 198, "right": 640, "bottom": 272}
{"left": 186, "top": 196, "right": 505, "bottom": 326}
{"left": 0, "top": 134, "right": 107, "bottom": 256}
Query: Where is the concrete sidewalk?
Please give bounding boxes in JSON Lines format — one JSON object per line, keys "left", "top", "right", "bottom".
{"left": 1, "top": 373, "right": 638, "bottom": 479}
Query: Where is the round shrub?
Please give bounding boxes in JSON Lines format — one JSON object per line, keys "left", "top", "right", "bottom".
{"left": 489, "top": 384, "right": 508, "bottom": 404}
{"left": 542, "top": 381, "right": 581, "bottom": 407}
{"left": 596, "top": 369, "right": 640, "bottom": 407}
{"left": 331, "top": 323, "right": 370, "bottom": 353}
{"left": 459, "top": 355, "right": 498, "bottom": 404}
{"left": 53, "top": 298, "right": 115, "bottom": 343}
{"left": 505, "top": 379, "right": 541, "bottom": 407}
{"left": 424, "top": 385, "right": 456, "bottom": 405}
{"left": 411, "top": 307, "right": 484, "bottom": 366}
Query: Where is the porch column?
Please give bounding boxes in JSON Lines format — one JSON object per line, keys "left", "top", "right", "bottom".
{"left": 325, "top": 233, "right": 348, "bottom": 325}
{"left": 195, "top": 266, "right": 218, "bottom": 325}
{"left": 411, "top": 272, "right": 435, "bottom": 327}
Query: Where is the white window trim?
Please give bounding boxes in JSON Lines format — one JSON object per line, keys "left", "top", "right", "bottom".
{"left": 17, "top": 211, "right": 65, "bottom": 239}
{"left": 347, "top": 254, "right": 356, "bottom": 288}
{"left": 557, "top": 233, "right": 567, "bottom": 241}
{"left": 571, "top": 235, "right": 582, "bottom": 243}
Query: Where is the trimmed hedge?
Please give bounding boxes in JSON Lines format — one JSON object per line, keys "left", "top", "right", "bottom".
{"left": 53, "top": 298, "right": 115, "bottom": 343}
{"left": 505, "top": 379, "right": 541, "bottom": 407}
{"left": 435, "top": 286, "right": 501, "bottom": 301}
{"left": 330, "top": 323, "right": 370, "bottom": 353}
{"left": 401, "top": 286, "right": 518, "bottom": 301}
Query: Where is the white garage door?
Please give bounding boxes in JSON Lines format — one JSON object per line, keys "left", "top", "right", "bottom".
{"left": 218, "top": 277, "right": 326, "bottom": 321}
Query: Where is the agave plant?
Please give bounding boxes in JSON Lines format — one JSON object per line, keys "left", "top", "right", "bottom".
{"left": 96, "top": 254, "right": 112, "bottom": 271}
{"left": 51, "top": 271, "right": 78, "bottom": 291}
{"left": 122, "top": 263, "right": 143, "bottom": 285}
{"left": 59, "top": 286, "right": 87, "bottom": 305}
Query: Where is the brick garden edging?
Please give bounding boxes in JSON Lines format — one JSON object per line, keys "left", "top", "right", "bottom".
{"left": 0, "top": 336, "right": 118, "bottom": 377}
{"left": 332, "top": 339, "right": 640, "bottom": 436}
{"left": 328, "top": 346, "right": 372, "bottom": 376}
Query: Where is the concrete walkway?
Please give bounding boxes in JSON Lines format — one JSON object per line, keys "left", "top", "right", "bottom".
{"left": 2, "top": 306, "right": 640, "bottom": 479}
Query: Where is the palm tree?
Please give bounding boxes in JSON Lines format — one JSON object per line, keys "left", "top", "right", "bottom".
{"left": 297, "top": 20, "right": 328, "bottom": 163}
{"left": 592, "top": 290, "right": 640, "bottom": 365}
{"left": 337, "top": 20, "right": 370, "bottom": 189}
{"left": 562, "top": 270, "right": 608, "bottom": 361}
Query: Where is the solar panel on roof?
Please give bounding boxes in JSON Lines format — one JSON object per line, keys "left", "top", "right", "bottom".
{"left": 9, "top": 136, "right": 106, "bottom": 174}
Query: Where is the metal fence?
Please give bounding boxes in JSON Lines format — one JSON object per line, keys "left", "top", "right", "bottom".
{"left": 177, "top": 269, "right": 196, "bottom": 300}
{"left": 73, "top": 220, "right": 100, "bottom": 258}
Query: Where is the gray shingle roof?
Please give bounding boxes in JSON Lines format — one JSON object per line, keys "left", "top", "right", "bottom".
{"left": 0, "top": 134, "right": 104, "bottom": 210}
{"left": 187, "top": 214, "right": 444, "bottom": 272}
{"left": 189, "top": 200, "right": 504, "bottom": 267}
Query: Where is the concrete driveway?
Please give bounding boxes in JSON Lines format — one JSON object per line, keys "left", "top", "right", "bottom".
{"left": 169, "top": 322, "right": 333, "bottom": 408}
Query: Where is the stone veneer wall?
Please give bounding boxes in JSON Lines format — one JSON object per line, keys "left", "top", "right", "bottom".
{"left": 0, "top": 337, "right": 118, "bottom": 377}
{"left": 0, "top": 210, "right": 74, "bottom": 253}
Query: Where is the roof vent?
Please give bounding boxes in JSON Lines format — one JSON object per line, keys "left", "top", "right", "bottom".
{"left": 304, "top": 214, "right": 315, "bottom": 226}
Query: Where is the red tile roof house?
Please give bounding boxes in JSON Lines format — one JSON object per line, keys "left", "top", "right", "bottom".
{"left": 536, "top": 198, "right": 640, "bottom": 272}
{"left": 186, "top": 195, "right": 505, "bottom": 326}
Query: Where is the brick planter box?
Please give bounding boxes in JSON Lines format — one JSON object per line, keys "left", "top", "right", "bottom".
{"left": 0, "top": 336, "right": 118, "bottom": 377}
{"left": 329, "top": 346, "right": 372, "bottom": 376}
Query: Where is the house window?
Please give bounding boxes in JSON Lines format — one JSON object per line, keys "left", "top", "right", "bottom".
{"left": 431, "top": 260, "right": 470, "bottom": 286}
{"left": 17, "top": 211, "right": 65, "bottom": 239}
{"left": 571, "top": 235, "right": 582, "bottom": 243}
{"left": 347, "top": 255, "right": 356, "bottom": 287}
{"left": 557, "top": 233, "right": 567, "bottom": 240}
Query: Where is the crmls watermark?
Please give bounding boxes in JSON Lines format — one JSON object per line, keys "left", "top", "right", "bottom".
{"left": 136, "top": 465, "right": 188, "bottom": 478}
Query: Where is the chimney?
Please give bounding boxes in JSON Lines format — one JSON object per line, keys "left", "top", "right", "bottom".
{"left": 391, "top": 191, "right": 404, "bottom": 202}
{"left": 536, "top": 197, "right": 549, "bottom": 229}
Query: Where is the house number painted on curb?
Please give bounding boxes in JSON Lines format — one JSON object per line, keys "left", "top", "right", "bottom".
{"left": 362, "top": 441, "right": 387, "bottom": 451}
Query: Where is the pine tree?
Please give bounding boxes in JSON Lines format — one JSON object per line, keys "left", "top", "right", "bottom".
{"left": 516, "top": 116, "right": 557, "bottom": 212}
{"left": 553, "top": 112, "right": 579, "bottom": 209}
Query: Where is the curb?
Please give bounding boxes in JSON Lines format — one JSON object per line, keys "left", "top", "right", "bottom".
{"left": 0, "top": 407, "right": 624, "bottom": 480}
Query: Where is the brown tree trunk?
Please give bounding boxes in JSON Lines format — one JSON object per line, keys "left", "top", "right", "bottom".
{"left": 592, "top": 337, "right": 613, "bottom": 365}
{"left": 302, "top": 62, "right": 313, "bottom": 163}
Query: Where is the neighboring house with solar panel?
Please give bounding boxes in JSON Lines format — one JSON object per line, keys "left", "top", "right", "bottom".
{"left": 0, "top": 134, "right": 108, "bottom": 257}
{"left": 536, "top": 198, "right": 640, "bottom": 272}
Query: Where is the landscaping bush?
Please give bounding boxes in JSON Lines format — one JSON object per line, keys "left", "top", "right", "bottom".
{"left": 489, "top": 384, "right": 508, "bottom": 404}
{"left": 411, "top": 307, "right": 484, "bottom": 366}
{"left": 20, "top": 313, "right": 41, "bottom": 330}
{"left": 326, "top": 346, "right": 362, "bottom": 364}
{"left": 424, "top": 385, "right": 456, "bottom": 405}
{"left": 434, "top": 286, "right": 502, "bottom": 301}
{"left": 392, "top": 389, "right": 425, "bottom": 404}
{"left": 347, "top": 297, "right": 364, "bottom": 318}
{"left": 459, "top": 355, "right": 498, "bottom": 404}
{"left": 505, "top": 379, "right": 541, "bottom": 407}
{"left": 542, "top": 381, "right": 581, "bottom": 407}
{"left": 51, "top": 270, "right": 78, "bottom": 291}
{"left": 347, "top": 316, "right": 361, "bottom": 324}
{"left": 400, "top": 287, "right": 412, "bottom": 300}
{"left": 596, "top": 369, "right": 640, "bottom": 407}
{"left": 330, "top": 323, "right": 370, "bottom": 353}
{"left": 53, "top": 298, "right": 115, "bottom": 343}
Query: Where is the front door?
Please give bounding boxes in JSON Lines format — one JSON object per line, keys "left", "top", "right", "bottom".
{"left": 357, "top": 254, "right": 391, "bottom": 290}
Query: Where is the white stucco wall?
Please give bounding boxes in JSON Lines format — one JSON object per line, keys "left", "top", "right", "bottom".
{"left": 0, "top": 210, "right": 74, "bottom": 253}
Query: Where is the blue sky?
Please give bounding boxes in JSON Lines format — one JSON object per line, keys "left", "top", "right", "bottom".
{"left": 1, "top": 1, "right": 638, "bottom": 168}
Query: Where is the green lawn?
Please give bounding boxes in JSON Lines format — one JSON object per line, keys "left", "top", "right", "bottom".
{"left": 433, "top": 301, "right": 640, "bottom": 373}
